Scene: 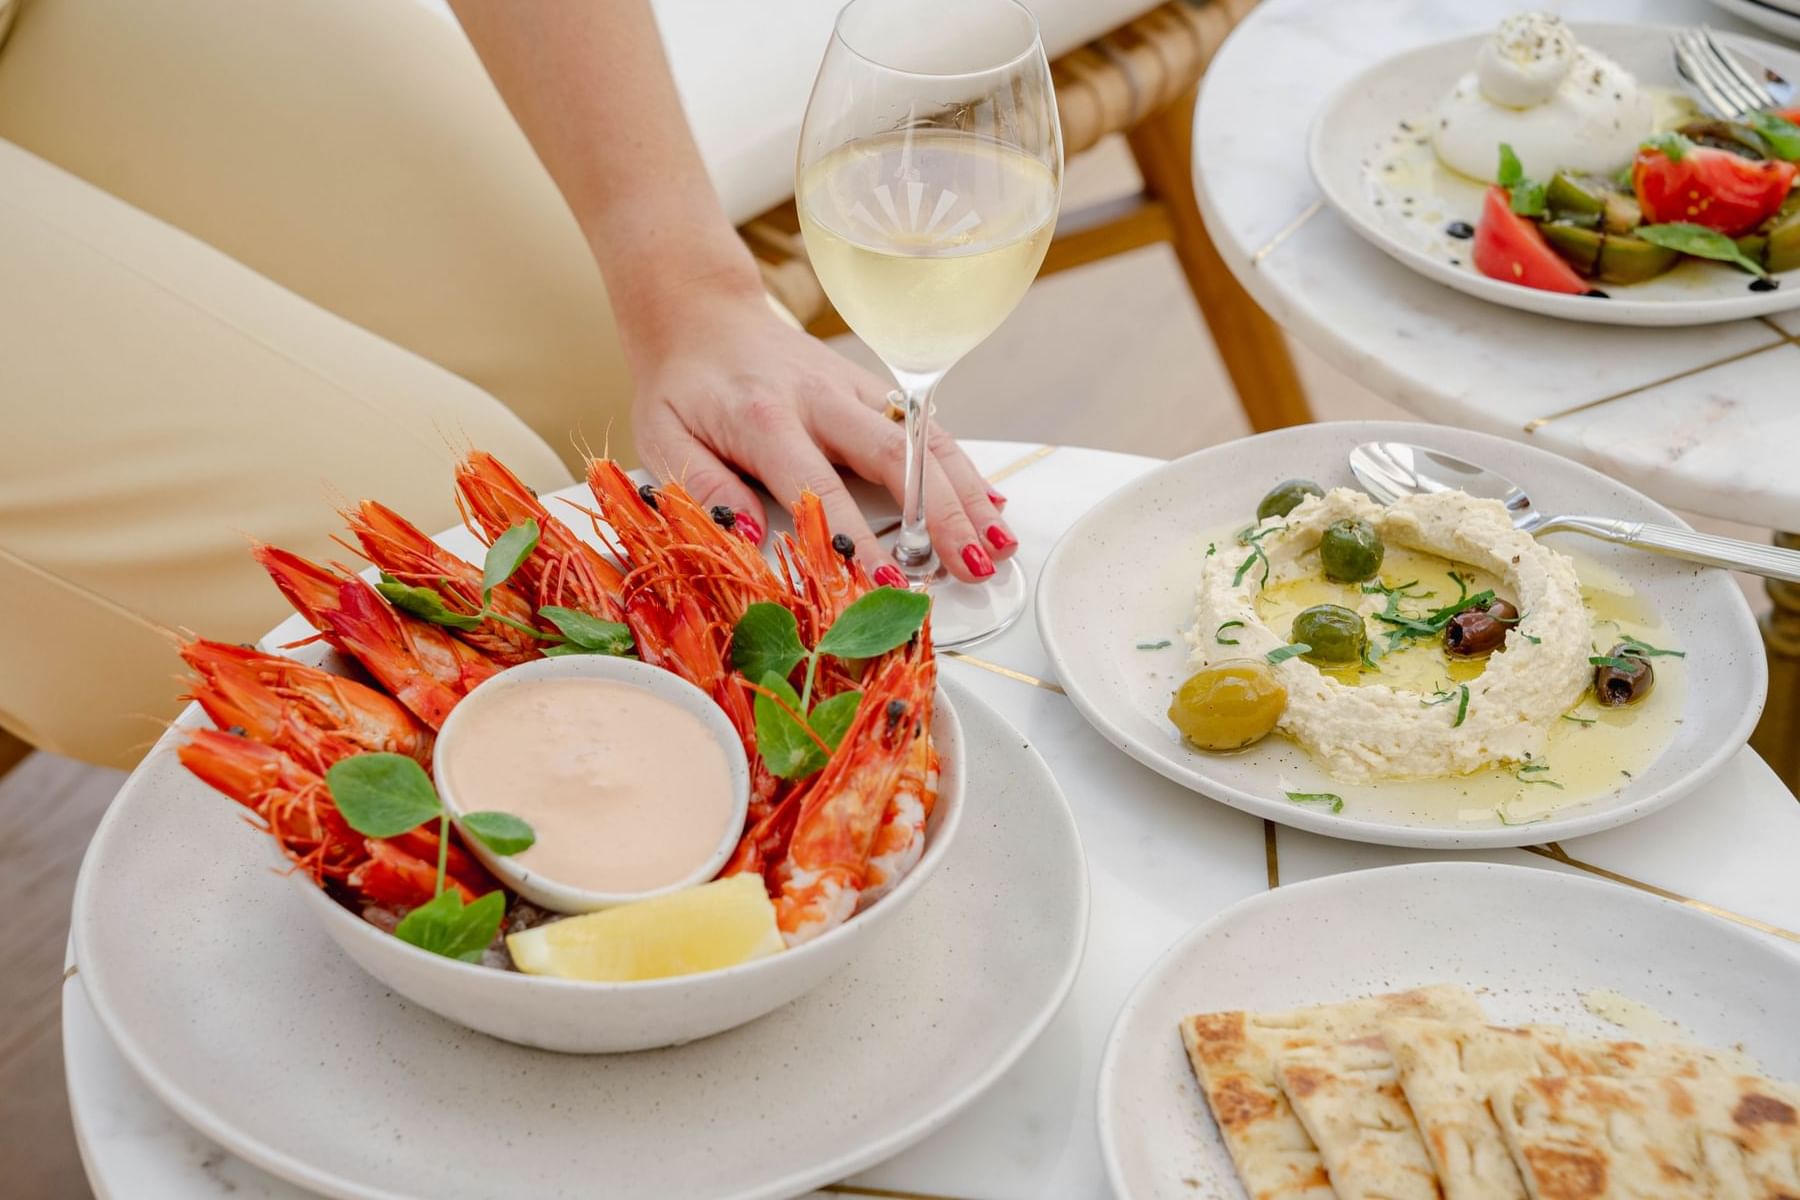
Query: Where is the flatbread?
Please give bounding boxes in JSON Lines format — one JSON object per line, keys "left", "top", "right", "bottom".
{"left": 1383, "top": 1019, "right": 1738, "bottom": 1200}
{"left": 1275, "top": 1034, "right": 1441, "bottom": 1200}
{"left": 1180, "top": 984, "right": 1482, "bottom": 1200}
{"left": 1490, "top": 1071, "right": 1800, "bottom": 1199}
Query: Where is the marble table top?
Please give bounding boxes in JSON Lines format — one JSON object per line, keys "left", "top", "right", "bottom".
{"left": 1194, "top": 0, "right": 1800, "bottom": 532}
{"left": 64, "top": 440, "right": 1800, "bottom": 1199}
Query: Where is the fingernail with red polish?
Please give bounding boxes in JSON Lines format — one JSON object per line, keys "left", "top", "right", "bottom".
{"left": 961, "top": 544, "right": 995, "bottom": 579}
{"left": 985, "top": 524, "right": 1016, "bottom": 552}
{"left": 873, "top": 564, "right": 907, "bottom": 589}
{"left": 986, "top": 487, "right": 1008, "bottom": 509}
{"left": 734, "top": 512, "right": 764, "bottom": 543}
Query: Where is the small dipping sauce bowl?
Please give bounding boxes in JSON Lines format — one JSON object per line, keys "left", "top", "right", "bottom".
{"left": 432, "top": 654, "right": 751, "bottom": 914}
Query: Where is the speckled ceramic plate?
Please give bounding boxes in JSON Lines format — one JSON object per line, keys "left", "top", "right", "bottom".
{"left": 70, "top": 674, "right": 1088, "bottom": 1200}
{"left": 1035, "top": 421, "right": 1765, "bottom": 848}
{"left": 1310, "top": 23, "right": 1800, "bottom": 326}
{"left": 1713, "top": 0, "right": 1800, "bottom": 46}
{"left": 1097, "top": 861, "right": 1800, "bottom": 1200}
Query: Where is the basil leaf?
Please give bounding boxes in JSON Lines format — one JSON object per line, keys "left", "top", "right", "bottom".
{"left": 731, "top": 603, "right": 808, "bottom": 684}
{"left": 1215, "top": 620, "right": 1245, "bottom": 646}
{"left": 1136, "top": 639, "right": 1172, "bottom": 650}
{"left": 1589, "top": 654, "right": 1645, "bottom": 673}
{"left": 325, "top": 752, "right": 441, "bottom": 837}
{"left": 394, "top": 889, "right": 505, "bottom": 963}
{"left": 1618, "top": 635, "right": 1684, "bottom": 658}
{"left": 1637, "top": 222, "right": 1768, "bottom": 276}
{"left": 1266, "top": 643, "right": 1311, "bottom": 665}
{"left": 375, "top": 580, "right": 483, "bottom": 631}
{"left": 1640, "top": 130, "right": 1692, "bottom": 163}
{"left": 1284, "top": 791, "right": 1345, "bottom": 813}
{"left": 1497, "top": 142, "right": 1524, "bottom": 187}
{"left": 459, "top": 810, "right": 536, "bottom": 856}
{"left": 753, "top": 672, "right": 827, "bottom": 781}
{"left": 1748, "top": 112, "right": 1800, "bottom": 161}
{"left": 481, "top": 520, "right": 540, "bottom": 595}
{"left": 1510, "top": 178, "right": 1547, "bottom": 217}
{"left": 816, "top": 587, "right": 930, "bottom": 660}
{"left": 808, "top": 690, "right": 862, "bottom": 752}
{"left": 539, "top": 607, "right": 634, "bottom": 655}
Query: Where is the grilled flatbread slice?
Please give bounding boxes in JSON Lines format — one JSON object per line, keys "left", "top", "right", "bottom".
{"left": 1490, "top": 1071, "right": 1800, "bottom": 1199}
{"left": 1275, "top": 1034, "right": 1441, "bottom": 1200}
{"left": 1180, "top": 985, "right": 1482, "bottom": 1200}
{"left": 1382, "top": 1019, "right": 1738, "bottom": 1200}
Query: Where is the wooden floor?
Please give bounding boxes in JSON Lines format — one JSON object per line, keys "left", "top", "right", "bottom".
{"left": 3, "top": 135, "right": 1772, "bottom": 1198}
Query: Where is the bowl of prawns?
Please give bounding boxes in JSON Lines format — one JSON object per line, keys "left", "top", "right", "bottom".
{"left": 171, "top": 450, "right": 964, "bottom": 1053}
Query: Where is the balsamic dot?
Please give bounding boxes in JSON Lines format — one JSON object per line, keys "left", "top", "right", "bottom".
{"left": 1445, "top": 221, "right": 1474, "bottom": 240}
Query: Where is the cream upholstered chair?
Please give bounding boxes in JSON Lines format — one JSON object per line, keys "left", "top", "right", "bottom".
{"left": 674, "top": 0, "right": 1314, "bottom": 432}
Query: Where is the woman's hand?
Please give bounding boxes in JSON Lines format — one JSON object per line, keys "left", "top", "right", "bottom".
{"left": 628, "top": 285, "right": 1017, "bottom": 583}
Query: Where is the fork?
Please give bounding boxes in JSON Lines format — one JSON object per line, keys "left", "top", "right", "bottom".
{"left": 1672, "top": 27, "right": 1790, "bottom": 119}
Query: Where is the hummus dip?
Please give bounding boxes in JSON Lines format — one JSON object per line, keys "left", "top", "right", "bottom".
{"left": 1185, "top": 489, "right": 1591, "bottom": 781}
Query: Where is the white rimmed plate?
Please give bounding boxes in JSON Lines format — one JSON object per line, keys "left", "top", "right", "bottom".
{"left": 70, "top": 673, "right": 1087, "bottom": 1200}
{"left": 1097, "top": 861, "right": 1800, "bottom": 1200}
{"left": 1714, "top": 0, "right": 1800, "bottom": 44}
{"left": 1309, "top": 23, "right": 1800, "bottom": 326}
{"left": 1034, "top": 420, "right": 1765, "bottom": 848}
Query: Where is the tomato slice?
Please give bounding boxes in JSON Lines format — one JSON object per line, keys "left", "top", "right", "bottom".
{"left": 1777, "top": 107, "right": 1800, "bottom": 126}
{"left": 1632, "top": 144, "right": 1797, "bottom": 236}
{"left": 1472, "top": 186, "right": 1589, "bottom": 294}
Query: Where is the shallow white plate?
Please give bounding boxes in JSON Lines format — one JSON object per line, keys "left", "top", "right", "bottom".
{"left": 70, "top": 674, "right": 1088, "bottom": 1200}
{"left": 1714, "top": 0, "right": 1800, "bottom": 44}
{"left": 1035, "top": 420, "right": 1765, "bottom": 848}
{"left": 1097, "top": 861, "right": 1800, "bottom": 1200}
{"left": 1310, "top": 23, "right": 1800, "bottom": 326}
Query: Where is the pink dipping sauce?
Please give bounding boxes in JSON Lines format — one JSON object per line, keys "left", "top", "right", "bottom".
{"left": 440, "top": 678, "right": 735, "bottom": 894}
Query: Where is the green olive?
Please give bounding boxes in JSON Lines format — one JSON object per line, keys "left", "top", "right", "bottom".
{"left": 1168, "top": 660, "right": 1288, "bottom": 751}
{"left": 1256, "top": 478, "right": 1325, "bottom": 522}
{"left": 1319, "top": 518, "right": 1385, "bottom": 583}
{"left": 1291, "top": 604, "right": 1369, "bottom": 665}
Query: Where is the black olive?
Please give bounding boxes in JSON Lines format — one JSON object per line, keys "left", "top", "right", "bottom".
{"left": 1750, "top": 277, "right": 1780, "bottom": 293}
{"left": 830, "top": 533, "right": 856, "bottom": 559}
{"left": 710, "top": 504, "right": 735, "bottom": 529}
{"left": 1444, "top": 599, "right": 1519, "bottom": 658}
{"left": 637, "top": 483, "right": 659, "bottom": 510}
{"left": 1594, "top": 642, "right": 1654, "bottom": 707}
{"left": 1445, "top": 220, "right": 1475, "bottom": 240}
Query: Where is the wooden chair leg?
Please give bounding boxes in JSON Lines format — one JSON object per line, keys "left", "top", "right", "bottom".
{"left": 1126, "top": 86, "right": 1313, "bottom": 432}
{"left": 1750, "top": 531, "right": 1800, "bottom": 793}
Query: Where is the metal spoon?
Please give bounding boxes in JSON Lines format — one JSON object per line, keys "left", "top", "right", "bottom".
{"left": 1349, "top": 441, "right": 1800, "bottom": 583}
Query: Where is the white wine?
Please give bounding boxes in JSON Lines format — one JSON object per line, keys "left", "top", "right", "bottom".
{"left": 799, "top": 131, "right": 1057, "bottom": 374}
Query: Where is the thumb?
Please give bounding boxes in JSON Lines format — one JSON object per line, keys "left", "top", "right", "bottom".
{"left": 642, "top": 421, "right": 769, "bottom": 545}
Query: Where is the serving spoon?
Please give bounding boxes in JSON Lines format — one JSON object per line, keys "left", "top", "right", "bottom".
{"left": 1349, "top": 441, "right": 1800, "bottom": 583}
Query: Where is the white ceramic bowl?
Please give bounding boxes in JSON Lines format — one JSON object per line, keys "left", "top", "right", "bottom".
{"left": 293, "top": 686, "right": 964, "bottom": 1054}
{"left": 432, "top": 654, "right": 752, "bottom": 913}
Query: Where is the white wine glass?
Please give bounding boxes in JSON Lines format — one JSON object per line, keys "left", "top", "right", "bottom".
{"left": 797, "top": 0, "right": 1062, "bottom": 647}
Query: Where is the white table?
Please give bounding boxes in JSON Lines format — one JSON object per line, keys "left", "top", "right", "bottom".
{"left": 1192, "top": 0, "right": 1800, "bottom": 531}
{"left": 64, "top": 441, "right": 1800, "bottom": 1200}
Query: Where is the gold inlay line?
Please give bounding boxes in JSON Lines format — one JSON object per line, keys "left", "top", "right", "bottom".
{"left": 1523, "top": 844, "right": 1799, "bottom": 943}
{"left": 1251, "top": 198, "right": 1324, "bottom": 265}
{"left": 988, "top": 443, "right": 1059, "bottom": 484}
{"left": 942, "top": 651, "right": 1066, "bottom": 694}
{"left": 1264, "top": 821, "right": 1281, "bottom": 889}
{"left": 822, "top": 1186, "right": 977, "bottom": 1200}
{"left": 1522, "top": 338, "right": 1788, "bottom": 432}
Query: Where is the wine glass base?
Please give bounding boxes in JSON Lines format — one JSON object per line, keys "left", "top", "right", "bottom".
{"left": 905, "top": 557, "right": 1028, "bottom": 650}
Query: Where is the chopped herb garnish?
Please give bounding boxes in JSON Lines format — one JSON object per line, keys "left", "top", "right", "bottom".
{"left": 1561, "top": 713, "right": 1597, "bottom": 726}
{"left": 1618, "top": 635, "right": 1683, "bottom": 658}
{"left": 1514, "top": 761, "right": 1565, "bottom": 789}
{"left": 1206, "top": 542, "right": 1216, "bottom": 557}
{"left": 1215, "top": 620, "right": 1245, "bottom": 646}
{"left": 1496, "top": 804, "right": 1550, "bottom": 827}
{"left": 1285, "top": 791, "right": 1345, "bottom": 813}
{"left": 1266, "top": 642, "right": 1312, "bottom": 665}
{"left": 1231, "top": 524, "right": 1286, "bottom": 589}
{"left": 1589, "top": 654, "right": 1644, "bottom": 674}
{"left": 1136, "top": 640, "right": 1172, "bottom": 650}
{"left": 1421, "top": 688, "right": 1458, "bottom": 707}
{"left": 1523, "top": 633, "right": 1542, "bottom": 644}
{"left": 1452, "top": 684, "right": 1470, "bottom": 728}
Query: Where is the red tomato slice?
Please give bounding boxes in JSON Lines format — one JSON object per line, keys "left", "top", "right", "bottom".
{"left": 1777, "top": 107, "right": 1800, "bottom": 126}
{"left": 1632, "top": 144, "right": 1797, "bottom": 236}
{"left": 1472, "top": 186, "right": 1589, "bottom": 294}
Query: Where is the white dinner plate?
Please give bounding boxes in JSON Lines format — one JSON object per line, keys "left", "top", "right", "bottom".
{"left": 70, "top": 673, "right": 1088, "bottom": 1200}
{"left": 1097, "top": 861, "right": 1800, "bottom": 1200}
{"left": 1310, "top": 23, "right": 1800, "bottom": 326}
{"left": 1714, "top": 0, "right": 1800, "bottom": 44}
{"left": 1034, "top": 420, "right": 1765, "bottom": 849}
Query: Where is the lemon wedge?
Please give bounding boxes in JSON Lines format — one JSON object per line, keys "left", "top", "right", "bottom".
{"left": 507, "top": 874, "right": 784, "bottom": 982}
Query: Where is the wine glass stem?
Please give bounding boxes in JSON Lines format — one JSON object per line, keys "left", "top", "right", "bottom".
{"left": 890, "top": 369, "right": 945, "bottom": 580}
